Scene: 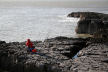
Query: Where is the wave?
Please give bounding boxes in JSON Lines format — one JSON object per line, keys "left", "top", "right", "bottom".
{"left": 58, "top": 15, "right": 79, "bottom": 22}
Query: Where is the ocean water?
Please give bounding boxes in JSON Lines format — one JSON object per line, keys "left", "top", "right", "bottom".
{"left": 0, "top": 7, "right": 108, "bottom": 42}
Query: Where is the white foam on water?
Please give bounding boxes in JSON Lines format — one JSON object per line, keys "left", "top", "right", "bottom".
{"left": 57, "top": 15, "right": 79, "bottom": 38}
{"left": 0, "top": 7, "right": 107, "bottom": 42}
{"left": 58, "top": 15, "right": 79, "bottom": 22}
{"left": 0, "top": 7, "right": 79, "bottom": 42}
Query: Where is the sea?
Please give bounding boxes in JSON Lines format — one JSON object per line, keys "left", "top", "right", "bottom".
{"left": 0, "top": 6, "right": 108, "bottom": 42}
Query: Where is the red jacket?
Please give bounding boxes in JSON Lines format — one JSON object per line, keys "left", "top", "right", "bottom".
{"left": 26, "top": 39, "right": 33, "bottom": 48}
{"left": 32, "top": 49, "right": 37, "bottom": 53}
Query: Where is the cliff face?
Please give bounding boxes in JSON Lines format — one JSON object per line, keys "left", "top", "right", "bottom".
{"left": 68, "top": 12, "right": 108, "bottom": 38}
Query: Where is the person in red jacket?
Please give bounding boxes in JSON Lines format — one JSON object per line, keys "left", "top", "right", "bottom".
{"left": 26, "top": 39, "right": 37, "bottom": 53}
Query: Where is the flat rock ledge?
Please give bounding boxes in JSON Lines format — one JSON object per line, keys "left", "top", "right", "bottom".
{"left": 0, "top": 36, "right": 108, "bottom": 72}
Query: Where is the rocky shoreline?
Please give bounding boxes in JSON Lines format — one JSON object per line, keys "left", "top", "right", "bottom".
{"left": 0, "top": 37, "right": 108, "bottom": 72}
{"left": 0, "top": 12, "right": 108, "bottom": 72}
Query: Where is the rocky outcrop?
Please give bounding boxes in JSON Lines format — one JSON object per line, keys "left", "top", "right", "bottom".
{"left": 0, "top": 36, "right": 108, "bottom": 72}
{"left": 71, "top": 42, "right": 108, "bottom": 72}
{"left": 67, "top": 12, "right": 108, "bottom": 38}
{"left": 0, "top": 37, "right": 87, "bottom": 72}
{"left": 67, "top": 12, "right": 108, "bottom": 21}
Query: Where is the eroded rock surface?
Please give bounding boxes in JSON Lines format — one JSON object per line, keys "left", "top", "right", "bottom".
{"left": 0, "top": 37, "right": 108, "bottom": 72}
{"left": 0, "top": 37, "right": 86, "bottom": 72}
{"left": 68, "top": 12, "right": 108, "bottom": 38}
{"left": 71, "top": 42, "right": 108, "bottom": 72}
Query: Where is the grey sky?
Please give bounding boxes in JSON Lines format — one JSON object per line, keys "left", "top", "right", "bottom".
{"left": 0, "top": 0, "right": 108, "bottom": 1}
{"left": 0, "top": 0, "right": 108, "bottom": 8}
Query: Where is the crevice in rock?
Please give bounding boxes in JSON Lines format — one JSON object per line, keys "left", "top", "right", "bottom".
{"left": 61, "top": 40, "right": 87, "bottom": 59}
{"left": 102, "top": 59, "right": 108, "bottom": 63}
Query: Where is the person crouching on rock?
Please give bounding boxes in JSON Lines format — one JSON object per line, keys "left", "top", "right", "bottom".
{"left": 26, "top": 39, "right": 37, "bottom": 53}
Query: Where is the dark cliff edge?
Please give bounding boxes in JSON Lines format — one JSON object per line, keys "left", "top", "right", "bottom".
{"left": 0, "top": 12, "right": 108, "bottom": 72}
{"left": 68, "top": 12, "right": 108, "bottom": 38}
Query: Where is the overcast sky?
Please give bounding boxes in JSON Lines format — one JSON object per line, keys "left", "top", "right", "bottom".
{"left": 0, "top": 0, "right": 108, "bottom": 8}
{"left": 0, "top": 0, "right": 108, "bottom": 1}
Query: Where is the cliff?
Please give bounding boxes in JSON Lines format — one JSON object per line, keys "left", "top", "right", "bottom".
{"left": 67, "top": 12, "right": 108, "bottom": 38}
